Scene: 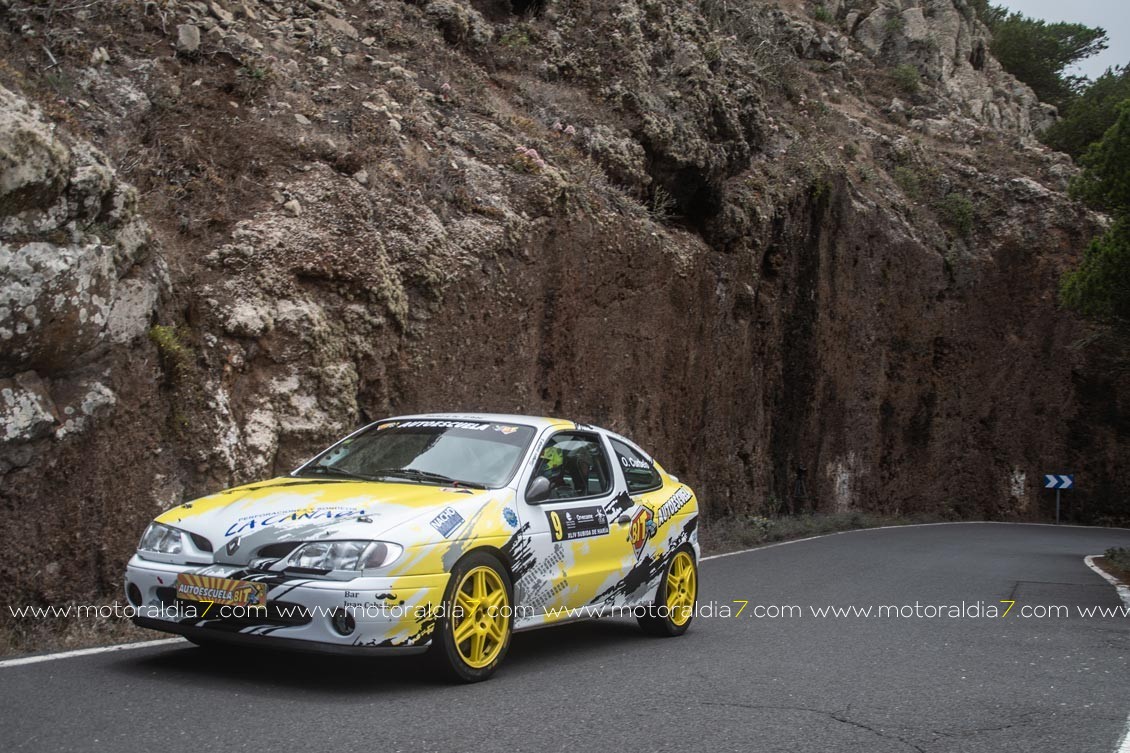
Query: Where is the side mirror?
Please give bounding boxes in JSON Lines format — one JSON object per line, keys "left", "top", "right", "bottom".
{"left": 526, "top": 476, "right": 552, "bottom": 503}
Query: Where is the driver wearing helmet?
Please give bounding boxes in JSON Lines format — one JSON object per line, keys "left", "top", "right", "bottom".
{"left": 536, "top": 443, "right": 594, "bottom": 498}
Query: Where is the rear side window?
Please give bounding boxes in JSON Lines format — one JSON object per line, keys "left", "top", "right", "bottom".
{"left": 611, "top": 439, "right": 662, "bottom": 493}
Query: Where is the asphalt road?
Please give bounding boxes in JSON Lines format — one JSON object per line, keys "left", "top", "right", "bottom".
{"left": 3, "top": 522, "right": 1130, "bottom": 752}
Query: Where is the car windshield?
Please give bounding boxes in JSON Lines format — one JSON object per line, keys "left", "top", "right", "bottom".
{"left": 298, "top": 419, "right": 536, "bottom": 488}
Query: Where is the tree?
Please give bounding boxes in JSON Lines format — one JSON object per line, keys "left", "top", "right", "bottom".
{"left": 1070, "top": 99, "right": 1130, "bottom": 212}
{"left": 1061, "top": 218, "right": 1130, "bottom": 321}
{"left": 972, "top": 4, "right": 1108, "bottom": 110}
{"left": 1062, "top": 101, "right": 1130, "bottom": 321}
{"left": 1042, "top": 65, "right": 1130, "bottom": 159}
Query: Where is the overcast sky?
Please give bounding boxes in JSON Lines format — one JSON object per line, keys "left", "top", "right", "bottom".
{"left": 998, "top": 0, "right": 1129, "bottom": 79}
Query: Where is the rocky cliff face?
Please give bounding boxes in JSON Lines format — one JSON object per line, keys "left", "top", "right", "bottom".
{"left": 0, "top": 0, "right": 1125, "bottom": 607}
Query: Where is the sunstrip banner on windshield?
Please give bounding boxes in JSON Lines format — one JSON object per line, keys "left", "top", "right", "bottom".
{"left": 396, "top": 420, "right": 490, "bottom": 430}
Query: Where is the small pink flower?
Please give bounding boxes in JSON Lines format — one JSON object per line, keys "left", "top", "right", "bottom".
{"left": 440, "top": 82, "right": 451, "bottom": 92}
{"left": 516, "top": 144, "right": 528, "bottom": 152}
{"left": 524, "top": 148, "right": 540, "bottom": 160}
{"left": 564, "top": 124, "right": 576, "bottom": 136}
{"left": 552, "top": 120, "right": 563, "bottom": 131}
{"left": 536, "top": 159, "right": 547, "bottom": 169}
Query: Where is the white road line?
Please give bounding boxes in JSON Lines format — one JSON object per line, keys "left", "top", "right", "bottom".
{"left": 1084, "top": 555, "right": 1130, "bottom": 608}
{"left": 1080, "top": 557, "right": 1130, "bottom": 753}
{"left": 1118, "top": 712, "right": 1130, "bottom": 753}
{"left": 700, "top": 520, "right": 1130, "bottom": 563}
{"left": 0, "top": 638, "right": 185, "bottom": 669}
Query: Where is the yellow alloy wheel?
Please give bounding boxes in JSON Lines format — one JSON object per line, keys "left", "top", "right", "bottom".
{"left": 451, "top": 565, "right": 510, "bottom": 669}
{"left": 665, "top": 551, "right": 697, "bottom": 626}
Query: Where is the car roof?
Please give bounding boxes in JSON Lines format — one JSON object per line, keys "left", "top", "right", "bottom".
{"left": 383, "top": 412, "right": 580, "bottom": 432}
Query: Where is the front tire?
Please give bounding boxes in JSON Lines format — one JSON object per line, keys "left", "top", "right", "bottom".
{"left": 429, "top": 551, "right": 513, "bottom": 683}
{"left": 637, "top": 546, "right": 698, "bottom": 637}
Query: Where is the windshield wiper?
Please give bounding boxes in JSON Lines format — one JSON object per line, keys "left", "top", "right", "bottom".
{"left": 368, "top": 468, "right": 486, "bottom": 489}
{"left": 298, "top": 465, "right": 378, "bottom": 481}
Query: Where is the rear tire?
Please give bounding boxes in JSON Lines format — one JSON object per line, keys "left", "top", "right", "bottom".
{"left": 428, "top": 551, "right": 513, "bottom": 683}
{"left": 637, "top": 546, "right": 698, "bottom": 637}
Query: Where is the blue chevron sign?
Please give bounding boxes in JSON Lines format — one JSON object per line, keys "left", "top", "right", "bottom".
{"left": 1044, "top": 474, "right": 1074, "bottom": 490}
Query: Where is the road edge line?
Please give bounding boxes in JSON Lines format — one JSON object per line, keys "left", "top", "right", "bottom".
{"left": 0, "top": 637, "right": 185, "bottom": 669}
{"left": 1083, "top": 555, "right": 1130, "bottom": 609}
{"left": 1117, "top": 711, "right": 1130, "bottom": 753}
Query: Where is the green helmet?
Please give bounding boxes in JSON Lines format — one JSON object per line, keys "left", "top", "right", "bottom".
{"left": 540, "top": 446, "right": 565, "bottom": 470}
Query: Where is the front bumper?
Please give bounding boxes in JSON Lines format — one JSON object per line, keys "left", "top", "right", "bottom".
{"left": 125, "top": 555, "right": 449, "bottom": 654}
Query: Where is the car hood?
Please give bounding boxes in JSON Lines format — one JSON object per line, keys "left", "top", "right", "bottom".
{"left": 154, "top": 476, "right": 497, "bottom": 565}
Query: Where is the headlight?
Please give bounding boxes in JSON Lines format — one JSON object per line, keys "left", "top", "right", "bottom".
{"left": 283, "top": 540, "right": 403, "bottom": 572}
{"left": 138, "top": 523, "right": 185, "bottom": 555}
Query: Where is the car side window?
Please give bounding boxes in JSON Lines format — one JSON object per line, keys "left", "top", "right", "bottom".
{"left": 530, "top": 433, "right": 612, "bottom": 500}
{"left": 611, "top": 439, "right": 662, "bottom": 493}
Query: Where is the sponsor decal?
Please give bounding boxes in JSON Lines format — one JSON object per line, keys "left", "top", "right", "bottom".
{"left": 226, "top": 537, "right": 241, "bottom": 556}
{"left": 590, "top": 516, "right": 698, "bottom": 606}
{"left": 344, "top": 590, "right": 402, "bottom": 609}
{"left": 620, "top": 455, "right": 651, "bottom": 470}
{"left": 653, "top": 486, "right": 693, "bottom": 529}
{"left": 223, "top": 505, "right": 367, "bottom": 538}
{"left": 441, "top": 487, "right": 475, "bottom": 495}
{"left": 174, "top": 574, "right": 266, "bottom": 608}
{"left": 627, "top": 507, "right": 656, "bottom": 554}
{"left": 493, "top": 425, "right": 519, "bottom": 435}
{"left": 546, "top": 505, "right": 609, "bottom": 542}
{"left": 376, "top": 422, "right": 397, "bottom": 430}
{"left": 430, "top": 506, "right": 465, "bottom": 538}
{"left": 503, "top": 507, "right": 518, "bottom": 528}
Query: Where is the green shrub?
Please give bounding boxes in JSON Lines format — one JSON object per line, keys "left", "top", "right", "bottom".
{"left": 1106, "top": 547, "right": 1130, "bottom": 569}
{"left": 148, "top": 325, "right": 193, "bottom": 376}
{"left": 884, "top": 15, "right": 906, "bottom": 35}
{"left": 893, "top": 165, "right": 924, "bottom": 199}
{"left": 892, "top": 64, "right": 920, "bottom": 95}
{"left": 499, "top": 28, "right": 531, "bottom": 49}
{"left": 813, "top": 6, "right": 833, "bottom": 24}
{"left": 1108, "top": 547, "right": 1130, "bottom": 566}
{"left": 935, "top": 192, "right": 975, "bottom": 236}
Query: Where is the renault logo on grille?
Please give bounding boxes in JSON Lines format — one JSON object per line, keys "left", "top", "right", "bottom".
{"left": 226, "top": 537, "right": 241, "bottom": 556}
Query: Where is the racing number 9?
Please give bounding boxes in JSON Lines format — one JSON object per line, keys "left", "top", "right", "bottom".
{"left": 549, "top": 511, "right": 563, "bottom": 541}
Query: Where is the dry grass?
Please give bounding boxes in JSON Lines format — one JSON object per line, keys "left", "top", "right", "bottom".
{"left": 1094, "top": 552, "right": 1130, "bottom": 585}
{"left": 700, "top": 511, "right": 946, "bottom": 555}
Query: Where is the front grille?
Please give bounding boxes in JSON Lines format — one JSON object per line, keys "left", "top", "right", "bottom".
{"left": 255, "top": 542, "right": 299, "bottom": 559}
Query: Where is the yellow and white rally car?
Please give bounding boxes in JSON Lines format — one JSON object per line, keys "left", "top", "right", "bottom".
{"left": 125, "top": 413, "right": 699, "bottom": 681}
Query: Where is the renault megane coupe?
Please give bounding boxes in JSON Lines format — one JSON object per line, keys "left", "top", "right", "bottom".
{"left": 126, "top": 414, "right": 700, "bottom": 681}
